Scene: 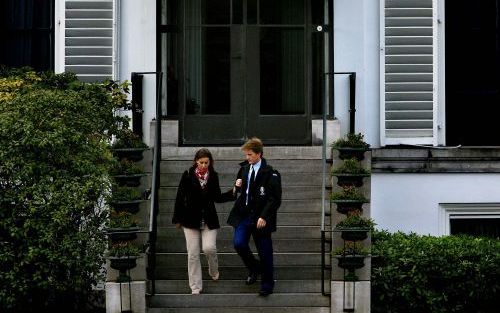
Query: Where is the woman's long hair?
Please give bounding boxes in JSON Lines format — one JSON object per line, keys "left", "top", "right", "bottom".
{"left": 192, "top": 148, "right": 215, "bottom": 172}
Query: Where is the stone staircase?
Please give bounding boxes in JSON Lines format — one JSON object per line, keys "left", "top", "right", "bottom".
{"left": 148, "top": 147, "right": 330, "bottom": 313}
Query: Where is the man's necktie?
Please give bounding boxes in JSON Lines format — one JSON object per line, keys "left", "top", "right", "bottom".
{"left": 247, "top": 166, "right": 255, "bottom": 205}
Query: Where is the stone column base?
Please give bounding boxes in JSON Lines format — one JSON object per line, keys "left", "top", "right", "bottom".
{"left": 331, "top": 281, "right": 370, "bottom": 313}
{"left": 106, "top": 281, "right": 146, "bottom": 313}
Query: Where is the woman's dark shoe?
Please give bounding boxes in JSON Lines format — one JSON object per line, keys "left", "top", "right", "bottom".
{"left": 258, "top": 289, "right": 273, "bottom": 297}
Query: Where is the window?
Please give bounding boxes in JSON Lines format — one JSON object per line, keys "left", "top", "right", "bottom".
{"left": 440, "top": 204, "right": 500, "bottom": 239}
{"left": 0, "top": 0, "right": 55, "bottom": 71}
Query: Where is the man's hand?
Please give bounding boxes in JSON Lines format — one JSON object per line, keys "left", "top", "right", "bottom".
{"left": 257, "top": 218, "right": 266, "bottom": 229}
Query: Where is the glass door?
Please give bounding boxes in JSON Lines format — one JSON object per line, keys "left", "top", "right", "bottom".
{"left": 177, "top": 0, "right": 323, "bottom": 145}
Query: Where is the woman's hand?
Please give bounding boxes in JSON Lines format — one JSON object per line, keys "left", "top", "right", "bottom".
{"left": 175, "top": 223, "right": 181, "bottom": 229}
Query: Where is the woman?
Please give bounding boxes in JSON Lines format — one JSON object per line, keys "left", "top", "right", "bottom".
{"left": 172, "top": 148, "right": 232, "bottom": 294}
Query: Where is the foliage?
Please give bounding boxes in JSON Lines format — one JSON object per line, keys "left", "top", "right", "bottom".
{"left": 0, "top": 70, "right": 131, "bottom": 312}
{"left": 109, "top": 211, "right": 138, "bottom": 229}
{"left": 331, "top": 186, "right": 368, "bottom": 202}
{"left": 332, "top": 132, "right": 370, "bottom": 149}
{"left": 107, "top": 242, "right": 141, "bottom": 257}
{"left": 336, "top": 214, "right": 375, "bottom": 229}
{"left": 333, "top": 241, "right": 369, "bottom": 256}
{"left": 109, "top": 158, "right": 144, "bottom": 176}
{"left": 111, "top": 128, "right": 148, "bottom": 149}
{"left": 371, "top": 230, "right": 500, "bottom": 313}
{"left": 332, "top": 158, "right": 370, "bottom": 175}
{"left": 109, "top": 186, "right": 142, "bottom": 202}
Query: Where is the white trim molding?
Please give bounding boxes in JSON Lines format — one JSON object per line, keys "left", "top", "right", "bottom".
{"left": 439, "top": 203, "right": 500, "bottom": 236}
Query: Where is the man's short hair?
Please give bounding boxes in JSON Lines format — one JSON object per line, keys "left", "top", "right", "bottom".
{"left": 241, "top": 137, "right": 264, "bottom": 155}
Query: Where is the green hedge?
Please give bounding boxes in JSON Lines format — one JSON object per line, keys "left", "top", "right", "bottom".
{"left": 0, "top": 70, "right": 124, "bottom": 312}
{"left": 372, "top": 231, "right": 500, "bottom": 313}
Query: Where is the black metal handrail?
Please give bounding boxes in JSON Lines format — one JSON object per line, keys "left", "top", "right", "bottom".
{"left": 131, "top": 71, "right": 163, "bottom": 295}
{"left": 320, "top": 72, "right": 356, "bottom": 296}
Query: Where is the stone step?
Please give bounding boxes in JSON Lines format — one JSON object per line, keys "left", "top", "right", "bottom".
{"left": 149, "top": 293, "right": 329, "bottom": 308}
{"left": 157, "top": 225, "right": 322, "bottom": 239}
{"left": 158, "top": 212, "right": 321, "bottom": 228}
{"left": 161, "top": 146, "right": 323, "bottom": 161}
{"left": 160, "top": 172, "right": 329, "bottom": 187}
{"left": 161, "top": 160, "right": 323, "bottom": 174}
{"left": 159, "top": 199, "right": 325, "bottom": 213}
{"left": 155, "top": 266, "right": 322, "bottom": 280}
{"left": 149, "top": 307, "right": 330, "bottom": 313}
{"left": 156, "top": 252, "right": 321, "bottom": 267}
{"left": 156, "top": 238, "right": 321, "bottom": 253}
{"left": 153, "top": 279, "right": 322, "bottom": 294}
{"left": 159, "top": 186, "right": 325, "bottom": 200}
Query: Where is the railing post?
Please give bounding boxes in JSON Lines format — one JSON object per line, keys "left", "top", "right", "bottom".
{"left": 349, "top": 73, "right": 356, "bottom": 134}
{"left": 131, "top": 72, "right": 144, "bottom": 138}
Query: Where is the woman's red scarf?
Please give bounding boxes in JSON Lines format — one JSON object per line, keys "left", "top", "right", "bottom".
{"left": 195, "top": 167, "right": 209, "bottom": 189}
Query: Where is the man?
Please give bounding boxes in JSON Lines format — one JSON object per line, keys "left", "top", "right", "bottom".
{"left": 227, "top": 138, "right": 281, "bottom": 296}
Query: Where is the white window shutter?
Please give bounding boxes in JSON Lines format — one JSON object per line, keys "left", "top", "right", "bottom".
{"left": 380, "top": 0, "right": 438, "bottom": 146}
{"left": 64, "top": 0, "right": 116, "bottom": 82}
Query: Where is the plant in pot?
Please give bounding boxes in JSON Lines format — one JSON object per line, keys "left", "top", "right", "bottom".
{"left": 335, "top": 214, "right": 375, "bottom": 241}
{"left": 332, "top": 158, "right": 371, "bottom": 187}
{"left": 110, "top": 158, "right": 145, "bottom": 187}
{"left": 107, "top": 241, "right": 141, "bottom": 283}
{"left": 107, "top": 210, "right": 140, "bottom": 242}
{"left": 108, "top": 185, "right": 143, "bottom": 214}
{"left": 111, "top": 129, "right": 148, "bottom": 161}
{"left": 331, "top": 186, "right": 369, "bottom": 214}
{"left": 331, "top": 133, "right": 370, "bottom": 160}
{"left": 333, "top": 241, "right": 369, "bottom": 281}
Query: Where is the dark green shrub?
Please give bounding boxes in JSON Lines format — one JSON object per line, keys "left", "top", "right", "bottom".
{"left": 371, "top": 230, "right": 500, "bottom": 313}
{"left": 107, "top": 241, "right": 141, "bottom": 257}
{"left": 109, "top": 211, "right": 138, "bottom": 229}
{"left": 110, "top": 186, "right": 142, "bottom": 202}
{"left": 332, "top": 158, "right": 370, "bottom": 175}
{"left": 0, "top": 71, "right": 124, "bottom": 312}
{"left": 331, "top": 186, "right": 368, "bottom": 201}
{"left": 332, "top": 132, "right": 370, "bottom": 149}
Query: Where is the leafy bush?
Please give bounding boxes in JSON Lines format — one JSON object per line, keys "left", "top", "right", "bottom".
{"left": 332, "top": 133, "right": 370, "bottom": 149}
{"left": 0, "top": 70, "right": 125, "bottom": 312}
{"left": 109, "top": 186, "right": 142, "bottom": 202}
{"left": 107, "top": 242, "right": 141, "bottom": 257}
{"left": 333, "top": 241, "right": 369, "bottom": 256}
{"left": 336, "top": 214, "right": 375, "bottom": 229}
{"left": 109, "top": 158, "right": 144, "bottom": 176}
{"left": 111, "top": 128, "right": 148, "bottom": 149}
{"left": 332, "top": 158, "right": 370, "bottom": 175}
{"left": 371, "top": 230, "right": 500, "bottom": 313}
{"left": 331, "top": 186, "right": 368, "bottom": 201}
{"left": 109, "top": 211, "right": 138, "bottom": 229}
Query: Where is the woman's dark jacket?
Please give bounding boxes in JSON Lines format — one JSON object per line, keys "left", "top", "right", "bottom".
{"left": 173, "top": 166, "right": 232, "bottom": 230}
{"left": 227, "top": 158, "right": 281, "bottom": 232}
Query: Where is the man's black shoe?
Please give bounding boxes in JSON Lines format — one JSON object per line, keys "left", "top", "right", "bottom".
{"left": 245, "top": 272, "right": 258, "bottom": 285}
{"left": 258, "top": 289, "right": 273, "bottom": 297}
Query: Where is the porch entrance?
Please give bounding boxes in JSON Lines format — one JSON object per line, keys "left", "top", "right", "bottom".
{"left": 163, "top": 0, "right": 325, "bottom": 145}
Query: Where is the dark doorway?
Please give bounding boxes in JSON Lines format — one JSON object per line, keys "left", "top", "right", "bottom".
{"left": 165, "top": 0, "right": 324, "bottom": 145}
{"left": 0, "top": 0, "right": 55, "bottom": 71}
{"left": 445, "top": 0, "right": 500, "bottom": 146}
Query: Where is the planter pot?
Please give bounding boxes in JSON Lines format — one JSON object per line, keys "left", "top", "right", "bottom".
{"left": 336, "top": 227, "right": 370, "bottom": 241}
{"left": 108, "top": 256, "right": 139, "bottom": 282}
{"left": 331, "top": 199, "right": 368, "bottom": 214}
{"left": 113, "top": 174, "right": 145, "bottom": 187}
{"left": 333, "top": 173, "right": 370, "bottom": 187}
{"left": 334, "top": 255, "right": 366, "bottom": 281}
{"left": 106, "top": 226, "right": 141, "bottom": 242}
{"left": 334, "top": 147, "right": 369, "bottom": 161}
{"left": 111, "top": 148, "right": 148, "bottom": 162}
{"left": 109, "top": 200, "right": 143, "bottom": 214}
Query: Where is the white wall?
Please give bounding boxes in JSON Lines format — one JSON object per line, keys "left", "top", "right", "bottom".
{"left": 371, "top": 173, "right": 500, "bottom": 235}
{"left": 119, "top": 0, "right": 157, "bottom": 146}
{"left": 334, "top": 0, "right": 380, "bottom": 147}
